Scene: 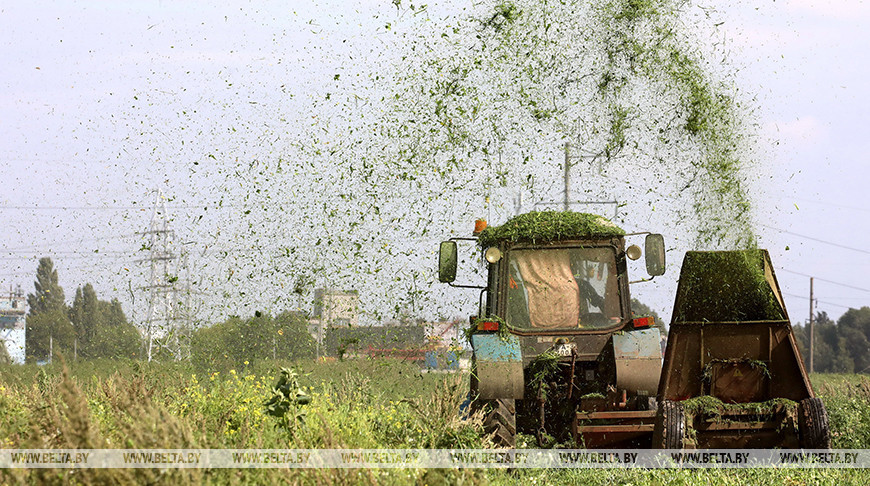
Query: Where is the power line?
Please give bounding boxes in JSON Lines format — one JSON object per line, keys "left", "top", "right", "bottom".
{"left": 808, "top": 297, "right": 870, "bottom": 301}
{"left": 763, "top": 194, "right": 870, "bottom": 214}
{"left": 1, "top": 233, "right": 141, "bottom": 252}
{"left": 778, "top": 268, "right": 870, "bottom": 293}
{"left": 1, "top": 156, "right": 126, "bottom": 164}
{"left": 760, "top": 224, "right": 870, "bottom": 255}
{"left": 0, "top": 255, "right": 135, "bottom": 261}
{"left": 0, "top": 205, "right": 212, "bottom": 211}
{"left": 0, "top": 272, "right": 33, "bottom": 278}
{"left": 783, "top": 292, "right": 855, "bottom": 310}
{"left": 0, "top": 250, "right": 132, "bottom": 255}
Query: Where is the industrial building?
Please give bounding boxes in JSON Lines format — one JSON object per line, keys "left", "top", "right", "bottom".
{"left": 308, "top": 289, "right": 360, "bottom": 357}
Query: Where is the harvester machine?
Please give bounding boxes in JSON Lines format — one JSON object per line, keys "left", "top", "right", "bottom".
{"left": 439, "top": 211, "right": 667, "bottom": 447}
{"left": 654, "top": 250, "right": 831, "bottom": 449}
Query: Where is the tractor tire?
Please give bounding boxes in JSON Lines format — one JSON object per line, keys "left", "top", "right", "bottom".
{"left": 798, "top": 397, "right": 832, "bottom": 449}
{"left": 653, "top": 400, "right": 687, "bottom": 449}
{"left": 483, "top": 398, "right": 516, "bottom": 448}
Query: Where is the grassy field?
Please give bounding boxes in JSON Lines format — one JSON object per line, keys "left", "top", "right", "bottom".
{"left": 0, "top": 360, "right": 869, "bottom": 484}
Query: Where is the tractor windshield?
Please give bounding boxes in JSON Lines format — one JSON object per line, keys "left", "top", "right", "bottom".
{"left": 505, "top": 246, "right": 622, "bottom": 330}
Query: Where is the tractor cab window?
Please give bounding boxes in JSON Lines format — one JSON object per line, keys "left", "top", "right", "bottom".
{"left": 505, "top": 247, "right": 622, "bottom": 330}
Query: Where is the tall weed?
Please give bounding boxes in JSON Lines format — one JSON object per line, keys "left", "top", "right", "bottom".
{"left": 813, "top": 374, "right": 870, "bottom": 448}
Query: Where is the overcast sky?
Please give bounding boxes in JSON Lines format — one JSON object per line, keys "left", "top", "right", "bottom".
{"left": 1, "top": 0, "right": 868, "bottom": 326}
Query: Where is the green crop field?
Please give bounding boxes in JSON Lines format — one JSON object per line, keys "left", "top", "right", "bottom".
{"left": 1, "top": 360, "right": 869, "bottom": 485}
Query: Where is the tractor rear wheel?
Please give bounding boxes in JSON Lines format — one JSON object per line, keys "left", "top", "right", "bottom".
{"left": 654, "top": 400, "right": 686, "bottom": 449}
{"left": 798, "top": 397, "right": 831, "bottom": 449}
{"left": 483, "top": 398, "right": 516, "bottom": 448}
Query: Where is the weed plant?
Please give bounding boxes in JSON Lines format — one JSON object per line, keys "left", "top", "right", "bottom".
{"left": 0, "top": 358, "right": 486, "bottom": 485}
{"left": 813, "top": 373, "right": 870, "bottom": 449}
{"left": 2, "top": 361, "right": 870, "bottom": 484}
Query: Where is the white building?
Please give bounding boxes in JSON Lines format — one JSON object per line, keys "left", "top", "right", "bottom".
{"left": 0, "top": 286, "right": 26, "bottom": 364}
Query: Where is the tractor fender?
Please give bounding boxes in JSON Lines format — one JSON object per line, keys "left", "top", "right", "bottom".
{"left": 471, "top": 333, "right": 525, "bottom": 400}
{"left": 613, "top": 328, "right": 662, "bottom": 395}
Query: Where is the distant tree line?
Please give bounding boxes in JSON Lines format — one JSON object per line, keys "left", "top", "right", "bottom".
{"left": 793, "top": 307, "right": 870, "bottom": 373}
{"left": 25, "top": 257, "right": 140, "bottom": 363}
{"left": 21, "top": 257, "right": 318, "bottom": 368}
{"left": 190, "top": 311, "right": 315, "bottom": 370}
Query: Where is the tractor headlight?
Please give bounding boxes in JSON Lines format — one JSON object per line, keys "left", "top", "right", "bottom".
{"left": 485, "top": 247, "right": 502, "bottom": 263}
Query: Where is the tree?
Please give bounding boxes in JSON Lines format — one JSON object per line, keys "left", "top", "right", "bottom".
{"left": 630, "top": 298, "right": 666, "bottom": 334}
{"left": 96, "top": 298, "right": 141, "bottom": 359}
{"left": 26, "top": 308, "right": 75, "bottom": 363}
{"left": 794, "top": 312, "right": 837, "bottom": 372}
{"left": 25, "top": 257, "right": 70, "bottom": 363}
{"left": 24, "top": 258, "right": 140, "bottom": 362}
{"left": 191, "top": 311, "right": 315, "bottom": 370}
{"left": 27, "top": 257, "right": 66, "bottom": 316}
{"left": 273, "top": 311, "right": 317, "bottom": 359}
{"left": 794, "top": 309, "right": 870, "bottom": 374}
{"left": 69, "top": 284, "right": 101, "bottom": 357}
{"left": 69, "top": 285, "right": 141, "bottom": 359}
{"left": 838, "top": 307, "right": 870, "bottom": 373}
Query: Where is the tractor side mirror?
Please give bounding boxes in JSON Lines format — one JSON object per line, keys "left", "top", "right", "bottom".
{"left": 645, "top": 234, "right": 666, "bottom": 277}
{"left": 438, "top": 241, "right": 458, "bottom": 283}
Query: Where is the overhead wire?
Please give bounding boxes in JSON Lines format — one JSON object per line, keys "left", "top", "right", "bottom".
{"left": 777, "top": 268, "right": 870, "bottom": 293}
{"left": 762, "top": 194, "right": 870, "bottom": 213}
{"left": 760, "top": 223, "right": 870, "bottom": 255}
{"left": 1, "top": 233, "right": 142, "bottom": 252}
{"left": 783, "top": 292, "right": 854, "bottom": 311}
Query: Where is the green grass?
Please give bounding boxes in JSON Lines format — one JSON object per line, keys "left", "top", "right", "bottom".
{"left": 0, "top": 358, "right": 485, "bottom": 485}
{"left": 813, "top": 373, "right": 870, "bottom": 449}
{"left": 1, "top": 362, "right": 869, "bottom": 485}
{"left": 486, "top": 467, "right": 870, "bottom": 485}
{"left": 476, "top": 211, "right": 624, "bottom": 248}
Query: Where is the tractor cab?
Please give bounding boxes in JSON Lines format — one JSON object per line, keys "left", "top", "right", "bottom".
{"left": 500, "top": 243, "right": 626, "bottom": 332}
{"left": 439, "top": 211, "right": 667, "bottom": 447}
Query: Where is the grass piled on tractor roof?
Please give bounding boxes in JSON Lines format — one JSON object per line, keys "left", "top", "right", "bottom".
{"left": 477, "top": 211, "right": 625, "bottom": 247}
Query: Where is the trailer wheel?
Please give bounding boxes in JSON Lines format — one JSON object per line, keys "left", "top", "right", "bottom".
{"left": 654, "top": 400, "right": 686, "bottom": 449}
{"left": 483, "top": 398, "right": 516, "bottom": 448}
{"left": 798, "top": 397, "right": 831, "bottom": 449}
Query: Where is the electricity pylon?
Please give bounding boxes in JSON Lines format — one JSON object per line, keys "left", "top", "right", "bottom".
{"left": 142, "top": 190, "right": 192, "bottom": 361}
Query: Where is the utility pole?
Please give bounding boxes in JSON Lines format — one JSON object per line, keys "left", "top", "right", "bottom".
{"left": 563, "top": 143, "right": 571, "bottom": 211}
{"left": 809, "top": 277, "right": 814, "bottom": 374}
